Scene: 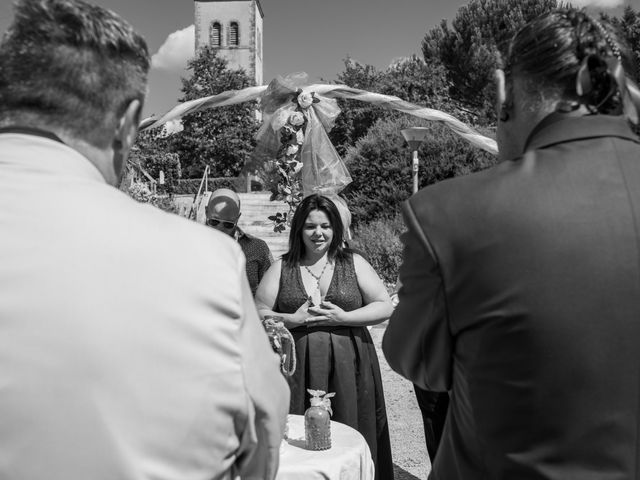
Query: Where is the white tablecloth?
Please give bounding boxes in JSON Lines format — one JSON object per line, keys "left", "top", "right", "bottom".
{"left": 277, "top": 414, "right": 375, "bottom": 480}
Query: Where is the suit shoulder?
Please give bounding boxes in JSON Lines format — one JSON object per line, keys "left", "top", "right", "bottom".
{"left": 100, "top": 189, "right": 243, "bottom": 270}
{"left": 408, "top": 162, "right": 505, "bottom": 212}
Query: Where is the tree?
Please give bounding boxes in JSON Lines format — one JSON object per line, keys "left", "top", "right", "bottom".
{"left": 378, "top": 55, "right": 451, "bottom": 108}
{"left": 329, "top": 58, "right": 387, "bottom": 157}
{"left": 343, "top": 115, "right": 497, "bottom": 226}
{"left": 422, "top": 0, "right": 559, "bottom": 123}
{"left": 329, "top": 55, "right": 456, "bottom": 157}
{"left": 606, "top": 7, "right": 640, "bottom": 83}
{"left": 172, "top": 46, "right": 259, "bottom": 179}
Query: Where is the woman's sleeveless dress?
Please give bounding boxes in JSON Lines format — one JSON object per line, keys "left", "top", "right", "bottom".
{"left": 275, "top": 253, "right": 394, "bottom": 480}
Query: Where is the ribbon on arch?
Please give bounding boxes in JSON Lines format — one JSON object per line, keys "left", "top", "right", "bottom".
{"left": 141, "top": 79, "right": 498, "bottom": 153}
{"left": 139, "top": 73, "right": 499, "bottom": 194}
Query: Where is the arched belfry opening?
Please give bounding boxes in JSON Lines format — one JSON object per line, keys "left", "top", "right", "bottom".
{"left": 194, "top": 0, "right": 264, "bottom": 86}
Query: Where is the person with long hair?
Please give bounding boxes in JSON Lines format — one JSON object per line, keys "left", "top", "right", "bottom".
{"left": 256, "top": 193, "right": 395, "bottom": 479}
{"left": 384, "top": 8, "right": 640, "bottom": 480}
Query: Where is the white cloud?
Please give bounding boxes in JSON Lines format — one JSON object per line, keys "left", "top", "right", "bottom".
{"left": 151, "top": 25, "right": 195, "bottom": 72}
{"left": 569, "top": 0, "right": 624, "bottom": 8}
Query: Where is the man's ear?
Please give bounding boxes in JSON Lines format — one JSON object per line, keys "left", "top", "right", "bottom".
{"left": 115, "top": 99, "right": 142, "bottom": 154}
{"left": 112, "top": 99, "right": 142, "bottom": 184}
{"left": 495, "top": 69, "right": 513, "bottom": 122}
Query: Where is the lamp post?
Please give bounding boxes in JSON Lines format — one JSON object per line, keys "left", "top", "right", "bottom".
{"left": 401, "top": 127, "right": 430, "bottom": 194}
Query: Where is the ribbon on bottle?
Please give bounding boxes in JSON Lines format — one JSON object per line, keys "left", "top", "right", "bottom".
{"left": 307, "top": 389, "right": 336, "bottom": 416}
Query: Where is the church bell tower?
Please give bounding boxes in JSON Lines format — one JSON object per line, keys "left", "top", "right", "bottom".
{"left": 194, "top": 0, "right": 264, "bottom": 86}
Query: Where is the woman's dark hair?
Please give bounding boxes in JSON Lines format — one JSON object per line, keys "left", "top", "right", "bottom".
{"left": 504, "top": 8, "right": 636, "bottom": 116}
{"left": 283, "top": 194, "right": 346, "bottom": 266}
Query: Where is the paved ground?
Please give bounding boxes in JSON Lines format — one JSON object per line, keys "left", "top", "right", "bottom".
{"left": 370, "top": 322, "right": 431, "bottom": 480}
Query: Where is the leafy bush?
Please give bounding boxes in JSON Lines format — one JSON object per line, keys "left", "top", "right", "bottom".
{"left": 343, "top": 114, "right": 497, "bottom": 226}
{"left": 129, "top": 129, "right": 182, "bottom": 195}
{"left": 351, "top": 214, "right": 405, "bottom": 284}
{"left": 127, "top": 181, "right": 179, "bottom": 214}
{"left": 172, "top": 177, "right": 242, "bottom": 195}
{"left": 141, "top": 151, "right": 181, "bottom": 195}
{"left": 171, "top": 177, "right": 264, "bottom": 194}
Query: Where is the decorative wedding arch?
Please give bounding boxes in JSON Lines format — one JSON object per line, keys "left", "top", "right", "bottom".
{"left": 140, "top": 73, "right": 498, "bottom": 228}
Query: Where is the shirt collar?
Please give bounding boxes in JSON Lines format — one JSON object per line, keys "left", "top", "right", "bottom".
{"left": 524, "top": 113, "right": 639, "bottom": 153}
{"left": 0, "top": 131, "right": 105, "bottom": 183}
{"left": 0, "top": 126, "right": 65, "bottom": 144}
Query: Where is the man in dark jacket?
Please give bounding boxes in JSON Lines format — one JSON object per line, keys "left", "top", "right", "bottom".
{"left": 206, "top": 188, "right": 273, "bottom": 295}
{"left": 383, "top": 8, "right": 640, "bottom": 480}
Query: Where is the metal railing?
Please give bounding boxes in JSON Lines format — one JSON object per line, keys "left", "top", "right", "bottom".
{"left": 187, "top": 165, "right": 210, "bottom": 221}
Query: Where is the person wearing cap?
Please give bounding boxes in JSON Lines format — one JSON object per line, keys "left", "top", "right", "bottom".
{"left": 206, "top": 188, "right": 273, "bottom": 295}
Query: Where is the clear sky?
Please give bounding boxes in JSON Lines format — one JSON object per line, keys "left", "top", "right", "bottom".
{"left": 0, "top": 0, "right": 633, "bottom": 117}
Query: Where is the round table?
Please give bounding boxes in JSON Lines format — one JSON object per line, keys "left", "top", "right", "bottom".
{"left": 277, "top": 414, "right": 375, "bottom": 480}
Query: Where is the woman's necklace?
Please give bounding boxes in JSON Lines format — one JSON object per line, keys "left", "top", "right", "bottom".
{"left": 303, "top": 260, "right": 329, "bottom": 282}
{"left": 302, "top": 258, "right": 330, "bottom": 306}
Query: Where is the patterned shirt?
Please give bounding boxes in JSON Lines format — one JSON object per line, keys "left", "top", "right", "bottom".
{"left": 235, "top": 228, "right": 273, "bottom": 296}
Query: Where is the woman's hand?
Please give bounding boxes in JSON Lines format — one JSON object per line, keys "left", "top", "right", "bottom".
{"left": 282, "top": 301, "right": 311, "bottom": 329}
{"left": 306, "top": 300, "right": 349, "bottom": 326}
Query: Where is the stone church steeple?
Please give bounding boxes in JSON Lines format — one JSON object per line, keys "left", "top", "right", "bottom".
{"left": 194, "top": 0, "right": 264, "bottom": 86}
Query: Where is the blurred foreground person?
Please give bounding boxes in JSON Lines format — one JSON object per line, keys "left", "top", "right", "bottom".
{"left": 206, "top": 188, "right": 273, "bottom": 295}
{"left": 0, "top": 1, "right": 288, "bottom": 479}
{"left": 384, "top": 8, "right": 640, "bottom": 480}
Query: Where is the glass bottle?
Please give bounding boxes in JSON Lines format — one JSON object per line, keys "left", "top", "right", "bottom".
{"left": 304, "top": 391, "right": 331, "bottom": 450}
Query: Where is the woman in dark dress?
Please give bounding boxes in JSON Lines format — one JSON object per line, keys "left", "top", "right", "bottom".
{"left": 255, "top": 194, "right": 394, "bottom": 479}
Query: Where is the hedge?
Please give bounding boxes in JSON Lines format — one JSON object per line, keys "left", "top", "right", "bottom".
{"left": 351, "top": 214, "right": 404, "bottom": 285}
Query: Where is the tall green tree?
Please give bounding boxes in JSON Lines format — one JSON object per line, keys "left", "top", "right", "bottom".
{"left": 422, "top": 0, "right": 559, "bottom": 123}
{"left": 172, "top": 46, "right": 259, "bottom": 179}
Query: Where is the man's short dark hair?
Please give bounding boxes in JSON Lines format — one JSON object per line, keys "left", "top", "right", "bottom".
{"left": 0, "top": 0, "right": 150, "bottom": 147}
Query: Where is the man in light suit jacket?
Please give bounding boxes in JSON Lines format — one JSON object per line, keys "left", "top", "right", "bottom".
{"left": 0, "top": 1, "right": 289, "bottom": 479}
{"left": 383, "top": 9, "right": 640, "bottom": 480}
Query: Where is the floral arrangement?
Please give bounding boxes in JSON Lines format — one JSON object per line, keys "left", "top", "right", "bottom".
{"left": 251, "top": 73, "right": 351, "bottom": 232}
{"left": 267, "top": 89, "right": 321, "bottom": 232}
